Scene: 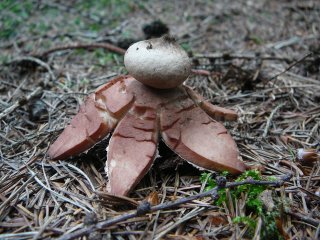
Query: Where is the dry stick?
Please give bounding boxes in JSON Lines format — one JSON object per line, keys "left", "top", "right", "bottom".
{"left": 31, "top": 43, "right": 205, "bottom": 76}
{"left": 263, "top": 103, "right": 285, "bottom": 138}
{"left": 0, "top": 86, "right": 43, "bottom": 120}
{"left": 57, "top": 178, "right": 287, "bottom": 240}
{"left": 252, "top": 217, "right": 263, "bottom": 239}
{"left": 32, "top": 42, "right": 126, "bottom": 57}
{"left": 269, "top": 65, "right": 320, "bottom": 85}
{"left": 29, "top": 42, "right": 212, "bottom": 79}
{"left": 285, "top": 210, "right": 320, "bottom": 227}
{"left": 29, "top": 43, "right": 313, "bottom": 80}
{"left": 269, "top": 52, "right": 313, "bottom": 87}
{"left": 193, "top": 53, "right": 292, "bottom": 62}
{"left": 10, "top": 56, "right": 56, "bottom": 81}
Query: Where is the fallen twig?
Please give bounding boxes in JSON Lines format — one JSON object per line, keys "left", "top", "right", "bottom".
{"left": 57, "top": 176, "right": 289, "bottom": 240}
{"left": 193, "top": 52, "right": 293, "bottom": 62}
{"left": 0, "top": 86, "right": 43, "bottom": 120}
{"left": 30, "top": 43, "right": 210, "bottom": 77}
{"left": 191, "top": 69, "right": 211, "bottom": 76}
{"left": 269, "top": 52, "right": 313, "bottom": 85}
{"left": 263, "top": 103, "right": 285, "bottom": 138}
{"left": 265, "top": 35, "right": 318, "bottom": 49}
{"left": 9, "top": 56, "right": 56, "bottom": 81}
{"left": 285, "top": 209, "right": 320, "bottom": 227}
{"left": 32, "top": 42, "right": 126, "bottom": 57}
{"left": 15, "top": 45, "right": 312, "bottom": 82}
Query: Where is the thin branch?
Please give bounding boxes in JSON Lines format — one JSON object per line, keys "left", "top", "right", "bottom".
{"left": 0, "top": 87, "right": 43, "bottom": 120}
{"left": 9, "top": 56, "right": 56, "bottom": 81}
{"left": 191, "top": 69, "right": 211, "bottom": 76}
{"left": 193, "top": 52, "right": 292, "bottom": 62}
{"left": 57, "top": 177, "right": 288, "bottom": 240}
{"left": 32, "top": 42, "right": 126, "bottom": 57}
{"left": 263, "top": 103, "right": 285, "bottom": 138}
{"left": 269, "top": 52, "right": 313, "bottom": 85}
{"left": 29, "top": 43, "right": 226, "bottom": 78}
{"left": 285, "top": 209, "right": 320, "bottom": 227}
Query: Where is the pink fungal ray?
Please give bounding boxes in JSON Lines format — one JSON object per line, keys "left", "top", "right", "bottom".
{"left": 48, "top": 76, "right": 247, "bottom": 196}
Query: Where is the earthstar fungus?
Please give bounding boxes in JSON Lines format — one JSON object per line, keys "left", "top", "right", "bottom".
{"left": 48, "top": 36, "right": 247, "bottom": 196}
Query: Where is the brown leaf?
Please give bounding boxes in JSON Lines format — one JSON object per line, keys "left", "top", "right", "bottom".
{"left": 276, "top": 217, "right": 290, "bottom": 240}
{"left": 205, "top": 211, "right": 228, "bottom": 226}
{"left": 146, "top": 191, "right": 159, "bottom": 206}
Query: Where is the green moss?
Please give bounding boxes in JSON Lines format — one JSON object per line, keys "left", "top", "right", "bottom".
{"left": 249, "top": 35, "right": 264, "bottom": 45}
{"left": 200, "top": 170, "right": 283, "bottom": 239}
{"left": 0, "top": 0, "right": 33, "bottom": 39}
{"left": 233, "top": 216, "right": 256, "bottom": 234}
{"left": 180, "top": 43, "right": 192, "bottom": 52}
{"left": 93, "top": 49, "right": 118, "bottom": 65}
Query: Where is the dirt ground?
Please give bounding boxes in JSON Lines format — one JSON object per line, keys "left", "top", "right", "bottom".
{"left": 0, "top": 0, "right": 319, "bottom": 239}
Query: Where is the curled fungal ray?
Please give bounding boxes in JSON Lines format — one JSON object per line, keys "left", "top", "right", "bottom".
{"left": 48, "top": 76, "right": 247, "bottom": 196}
{"left": 160, "top": 98, "right": 246, "bottom": 174}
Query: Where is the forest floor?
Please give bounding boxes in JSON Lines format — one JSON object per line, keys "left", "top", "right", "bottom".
{"left": 0, "top": 0, "right": 319, "bottom": 239}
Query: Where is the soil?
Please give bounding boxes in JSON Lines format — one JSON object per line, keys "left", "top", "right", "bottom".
{"left": 0, "top": 1, "right": 319, "bottom": 239}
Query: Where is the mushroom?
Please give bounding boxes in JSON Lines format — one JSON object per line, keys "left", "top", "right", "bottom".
{"left": 124, "top": 35, "right": 191, "bottom": 89}
{"left": 48, "top": 36, "right": 246, "bottom": 196}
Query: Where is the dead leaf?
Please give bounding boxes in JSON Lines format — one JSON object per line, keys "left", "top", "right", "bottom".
{"left": 146, "top": 191, "right": 159, "bottom": 206}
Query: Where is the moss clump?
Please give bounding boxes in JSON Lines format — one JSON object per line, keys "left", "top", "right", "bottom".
{"left": 200, "top": 170, "right": 283, "bottom": 239}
